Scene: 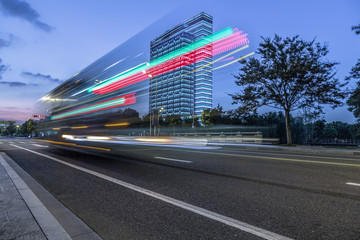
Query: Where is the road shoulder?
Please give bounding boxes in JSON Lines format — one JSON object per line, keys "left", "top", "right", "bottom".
{"left": 0, "top": 152, "right": 102, "bottom": 240}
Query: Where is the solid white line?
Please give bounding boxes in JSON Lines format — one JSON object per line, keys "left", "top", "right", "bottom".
{"left": 346, "top": 182, "right": 360, "bottom": 187}
{"left": 0, "top": 154, "right": 71, "bottom": 239}
{"left": 9, "top": 144, "right": 291, "bottom": 240}
{"left": 155, "top": 157, "right": 193, "bottom": 163}
{"left": 32, "top": 144, "right": 49, "bottom": 148}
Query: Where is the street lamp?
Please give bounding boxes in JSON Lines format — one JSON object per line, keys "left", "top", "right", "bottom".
{"left": 148, "top": 74, "right": 153, "bottom": 136}
{"left": 158, "top": 107, "right": 164, "bottom": 136}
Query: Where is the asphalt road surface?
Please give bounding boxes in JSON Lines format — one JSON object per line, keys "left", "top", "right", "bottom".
{"left": 1, "top": 138, "right": 360, "bottom": 240}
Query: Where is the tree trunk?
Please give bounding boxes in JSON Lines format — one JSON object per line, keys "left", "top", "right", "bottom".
{"left": 285, "top": 110, "right": 292, "bottom": 145}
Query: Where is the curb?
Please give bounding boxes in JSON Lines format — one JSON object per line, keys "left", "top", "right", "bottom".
{"left": 0, "top": 154, "right": 71, "bottom": 240}
{"left": 0, "top": 152, "right": 103, "bottom": 240}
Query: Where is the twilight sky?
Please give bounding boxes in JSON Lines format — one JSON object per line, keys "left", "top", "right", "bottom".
{"left": 0, "top": 0, "right": 359, "bottom": 123}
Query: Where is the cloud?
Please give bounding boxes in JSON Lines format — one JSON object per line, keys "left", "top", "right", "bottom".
{"left": 21, "top": 71, "right": 63, "bottom": 84}
{"left": 0, "top": 0, "right": 53, "bottom": 32}
{"left": 0, "top": 108, "right": 32, "bottom": 122}
{"left": 0, "top": 81, "right": 29, "bottom": 87}
{"left": 0, "top": 33, "right": 13, "bottom": 48}
{"left": 0, "top": 58, "right": 9, "bottom": 80}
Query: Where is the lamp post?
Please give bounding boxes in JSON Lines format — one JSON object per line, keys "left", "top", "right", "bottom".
{"left": 158, "top": 107, "right": 164, "bottom": 136}
{"left": 149, "top": 74, "right": 152, "bottom": 136}
{"left": 149, "top": 111, "right": 152, "bottom": 136}
{"left": 149, "top": 74, "right": 154, "bottom": 136}
{"left": 154, "top": 74, "right": 158, "bottom": 136}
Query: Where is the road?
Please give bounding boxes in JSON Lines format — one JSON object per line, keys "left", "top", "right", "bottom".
{"left": 1, "top": 138, "right": 360, "bottom": 239}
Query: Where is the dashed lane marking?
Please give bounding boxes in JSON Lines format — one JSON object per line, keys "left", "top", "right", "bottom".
{"left": 346, "top": 182, "right": 360, "bottom": 187}
{"left": 155, "top": 157, "right": 193, "bottom": 163}
{"left": 10, "top": 144, "right": 292, "bottom": 240}
{"left": 32, "top": 144, "right": 49, "bottom": 148}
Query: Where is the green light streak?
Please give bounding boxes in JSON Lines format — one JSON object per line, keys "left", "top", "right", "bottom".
{"left": 51, "top": 97, "right": 125, "bottom": 120}
{"left": 88, "top": 27, "right": 234, "bottom": 92}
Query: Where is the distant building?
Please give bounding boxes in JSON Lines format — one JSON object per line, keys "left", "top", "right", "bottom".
{"left": 150, "top": 12, "right": 213, "bottom": 117}
{"left": 0, "top": 120, "right": 16, "bottom": 129}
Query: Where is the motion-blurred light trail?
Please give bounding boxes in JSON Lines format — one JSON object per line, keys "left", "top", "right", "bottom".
{"left": 88, "top": 28, "right": 233, "bottom": 92}
{"left": 51, "top": 93, "right": 136, "bottom": 120}
{"left": 212, "top": 52, "right": 255, "bottom": 71}
{"left": 88, "top": 28, "right": 248, "bottom": 95}
{"left": 104, "top": 122, "right": 130, "bottom": 127}
{"left": 93, "top": 29, "right": 248, "bottom": 95}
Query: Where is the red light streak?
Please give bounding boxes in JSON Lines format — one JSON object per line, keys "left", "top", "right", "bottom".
{"left": 93, "top": 30, "right": 248, "bottom": 95}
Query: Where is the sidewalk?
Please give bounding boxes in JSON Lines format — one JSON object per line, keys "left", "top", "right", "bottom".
{"left": 0, "top": 153, "right": 102, "bottom": 240}
{"left": 0, "top": 155, "right": 50, "bottom": 239}
{"left": 207, "top": 142, "right": 360, "bottom": 157}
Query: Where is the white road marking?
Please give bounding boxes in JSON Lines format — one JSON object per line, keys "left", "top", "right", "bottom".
{"left": 9, "top": 144, "right": 291, "bottom": 240}
{"left": 346, "top": 182, "right": 360, "bottom": 187}
{"left": 155, "top": 156, "right": 193, "bottom": 163}
{"left": 32, "top": 144, "right": 48, "bottom": 148}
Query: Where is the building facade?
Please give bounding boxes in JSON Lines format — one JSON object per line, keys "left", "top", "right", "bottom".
{"left": 150, "top": 12, "right": 213, "bottom": 118}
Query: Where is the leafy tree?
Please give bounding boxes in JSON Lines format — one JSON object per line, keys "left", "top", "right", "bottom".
{"left": 21, "top": 121, "right": 28, "bottom": 136}
{"left": 349, "top": 123, "right": 360, "bottom": 140}
{"left": 27, "top": 119, "right": 35, "bottom": 135}
{"left": 291, "top": 116, "right": 306, "bottom": 144}
{"left": 225, "top": 108, "right": 245, "bottom": 125}
{"left": 231, "top": 35, "right": 347, "bottom": 145}
{"left": 6, "top": 122, "right": 17, "bottom": 137}
{"left": 209, "top": 105, "right": 225, "bottom": 125}
{"left": 184, "top": 116, "right": 200, "bottom": 127}
{"left": 123, "top": 108, "right": 139, "bottom": 118}
{"left": 164, "top": 115, "right": 182, "bottom": 127}
{"left": 122, "top": 108, "right": 141, "bottom": 125}
{"left": 313, "top": 119, "right": 325, "bottom": 139}
{"left": 1, "top": 129, "right": 9, "bottom": 137}
{"left": 347, "top": 82, "right": 360, "bottom": 118}
{"left": 331, "top": 121, "right": 351, "bottom": 139}
{"left": 20, "top": 119, "right": 36, "bottom": 137}
{"left": 347, "top": 24, "right": 360, "bottom": 119}
{"left": 21, "top": 120, "right": 30, "bottom": 136}
{"left": 200, "top": 109, "right": 211, "bottom": 126}
{"left": 142, "top": 113, "right": 151, "bottom": 125}
{"left": 323, "top": 124, "right": 337, "bottom": 138}
{"left": 200, "top": 105, "right": 225, "bottom": 126}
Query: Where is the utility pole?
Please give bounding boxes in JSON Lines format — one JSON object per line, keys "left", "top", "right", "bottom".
{"left": 154, "top": 75, "right": 158, "bottom": 136}
{"left": 149, "top": 75, "right": 152, "bottom": 136}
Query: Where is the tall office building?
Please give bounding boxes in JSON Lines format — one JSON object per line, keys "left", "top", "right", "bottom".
{"left": 150, "top": 12, "right": 213, "bottom": 118}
